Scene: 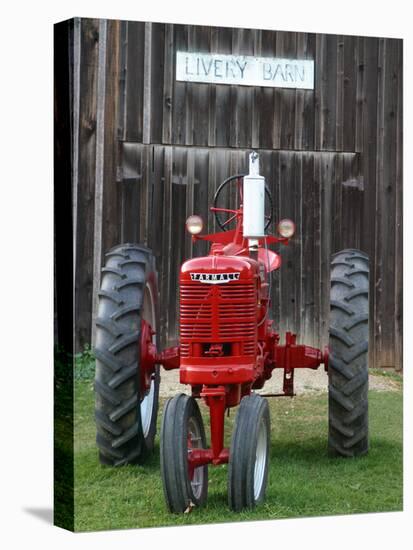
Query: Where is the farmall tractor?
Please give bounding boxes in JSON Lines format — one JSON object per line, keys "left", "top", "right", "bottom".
{"left": 94, "top": 152, "right": 369, "bottom": 513}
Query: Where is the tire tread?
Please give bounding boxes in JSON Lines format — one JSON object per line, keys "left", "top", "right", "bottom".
{"left": 94, "top": 244, "right": 160, "bottom": 466}
{"left": 328, "top": 248, "right": 369, "bottom": 458}
{"left": 160, "top": 395, "right": 208, "bottom": 513}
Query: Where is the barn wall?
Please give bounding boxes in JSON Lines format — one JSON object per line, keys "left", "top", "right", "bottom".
{"left": 59, "top": 18, "right": 402, "bottom": 370}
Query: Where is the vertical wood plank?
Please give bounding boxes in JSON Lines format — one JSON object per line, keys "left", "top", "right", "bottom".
{"left": 208, "top": 27, "right": 218, "bottom": 147}
{"left": 214, "top": 28, "right": 233, "bottom": 147}
{"left": 72, "top": 18, "right": 81, "bottom": 275}
{"left": 117, "top": 21, "right": 128, "bottom": 142}
{"left": 172, "top": 25, "right": 188, "bottom": 144}
{"left": 121, "top": 143, "right": 142, "bottom": 242}
{"left": 124, "top": 21, "right": 145, "bottom": 141}
{"left": 187, "top": 25, "right": 211, "bottom": 146}
{"left": 324, "top": 35, "right": 338, "bottom": 150}
{"left": 355, "top": 36, "right": 365, "bottom": 154}
{"left": 341, "top": 153, "right": 362, "bottom": 250}
{"left": 91, "top": 19, "right": 107, "bottom": 347}
{"left": 300, "top": 153, "right": 316, "bottom": 346}
{"left": 313, "top": 154, "right": 322, "bottom": 348}
{"left": 331, "top": 153, "right": 343, "bottom": 253}
{"left": 75, "top": 18, "right": 99, "bottom": 349}
{"left": 193, "top": 148, "right": 210, "bottom": 258}
{"left": 149, "top": 24, "right": 165, "bottom": 144}
{"left": 319, "top": 153, "right": 333, "bottom": 345}
{"left": 159, "top": 146, "right": 172, "bottom": 345}
{"left": 343, "top": 36, "right": 357, "bottom": 151}
{"left": 359, "top": 36, "right": 379, "bottom": 369}
{"left": 315, "top": 35, "right": 338, "bottom": 150}
{"left": 269, "top": 152, "right": 281, "bottom": 329}
{"left": 336, "top": 35, "right": 344, "bottom": 151}
{"left": 251, "top": 30, "right": 262, "bottom": 149}
{"left": 162, "top": 24, "right": 174, "bottom": 144}
{"left": 278, "top": 32, "right": 297, "bottom": 149}
{"left": 207, "top": 148, "right": 217, "bottom": 233}
{"left": 185, "top": 147, "right": 196, "bottom": 259}
{"left": 375, "top": 38, "right": 399, "bottom": 368}
{"left": 101, "top": 20, "right": 122, "bottom": 255}
{"left": 295, "top": 33, "right": 316, "bottom": 151}
{"left": 278, "top": 151, "right": 297, "bottom": 334}
{"left": 232, "top": 27, "right": 255, "bottom": 148}
{"left": 168, "top": 147, "right": 188, "bottom": 340}
{"left": 142, "top": 22, "right": 153, "bottom": 144}
{"left": 394, "top": 39, "right": 403, "bottom": 370}
{"left": 374, "top": 37, "right": 386, "bottom": 370}
{"left": 149, "top": 145, "right": 165, "bottom": 264}
{"left": 294, "top": 153, "right": 303, "bottom": 340}
{"left": 259, "top": 30, "right": 277, "bottom": 149}
{"left": 139, "top": 145, "right": 151, "bottom": 243}
{"left": 314, "top": 34, "right": 326, "bottom": 151}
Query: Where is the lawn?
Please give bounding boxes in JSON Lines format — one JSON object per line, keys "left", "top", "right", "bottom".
{"left": 74, "top": 380, "right": 403, "bottom": 532}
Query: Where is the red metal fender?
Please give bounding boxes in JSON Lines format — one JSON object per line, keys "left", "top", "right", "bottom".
{"left": 139, "top": 320, "right": 157, "bottom": 393}
{"left": 140, "top": 322, "right": 180, "bottom": 392}
{"left": 271, "top": 332, "right": 326, "bottom": 395}
{"left": 258, "top": 247, "right": 281, "bottom": 272}
{"left": 273, "top": 332, "right": 323, "bottom": 370}
{"left": 156, "top": 345, "right": 180, "bottom": 370}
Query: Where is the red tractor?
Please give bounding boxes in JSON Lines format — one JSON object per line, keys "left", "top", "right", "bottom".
{"left": 94, "top": 152, "right": 369, "bottom": 513}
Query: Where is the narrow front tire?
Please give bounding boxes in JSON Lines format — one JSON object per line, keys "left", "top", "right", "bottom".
{"left": 160, "top": 394, "right": 208, "bottom": 513}
{"left": 228, "top": 394, "right": 270, "bottom": 511}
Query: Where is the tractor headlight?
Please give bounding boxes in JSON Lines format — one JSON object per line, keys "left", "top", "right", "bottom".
{"left": 186, "top": 215, "right": 204, "bottom": 235}
{"left": 277, "top": 218, "right": 295, "bottom": 238}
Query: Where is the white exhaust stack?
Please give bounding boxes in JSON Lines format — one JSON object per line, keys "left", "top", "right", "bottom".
{"left": 243, "top": 152, "right": 265, "bottom": 251}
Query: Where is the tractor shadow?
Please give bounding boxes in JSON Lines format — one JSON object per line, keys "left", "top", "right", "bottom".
{"left": 269, "top": 436, "right": 402, "bottom": 463}
{"left": 204, "top": 436, "right": 402, "bottom": 512}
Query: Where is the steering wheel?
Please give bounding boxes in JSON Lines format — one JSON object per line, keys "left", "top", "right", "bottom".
{"left": 212, "top": 174, "right": 273, "bottom": 231}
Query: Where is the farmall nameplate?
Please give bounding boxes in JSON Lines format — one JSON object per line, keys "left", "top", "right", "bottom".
{"left": 176, "top": 52, "right": 314, "bottom": 89}
{"left": 190, "top": 272, "right": 241, "bottom": 284}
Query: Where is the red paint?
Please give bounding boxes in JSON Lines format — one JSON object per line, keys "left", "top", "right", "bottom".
{"left": 139, "top": 328, "right": 180, "bottom": 389}
{"left": 139, "top": 319, "right": 157, "bottom": 393}
{"left": 188, "top": 448, "right": 229, "bottom": 468}
{"left": 200, "top": 386, "right": 227, "bottom": 462}
{"left": 156, "top": 346, "right": 180, "bottom": 370}
{"left": 149, "top": 178, "right": 328, "bottom": 470}
{"left": 258, "top": 247, "right": 281, "bottom": 272}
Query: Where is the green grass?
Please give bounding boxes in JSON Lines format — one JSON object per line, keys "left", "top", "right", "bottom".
{"left": 74, "top": 382, "right": 402, "bottom": 532}
{"left": 74, "top": 346, "right": 95, "bottom": 380}
{"left": 370, "top": 367, "right": 403, "bottom": 384}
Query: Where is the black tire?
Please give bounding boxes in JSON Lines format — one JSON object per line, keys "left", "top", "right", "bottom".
{"left": 328, "top": 248, "right": 369, "bottom": 457}
{"left": 160, "top": 394, "right": 208, "bottom": 513}
{"left": 94, "top": 243, "right": 160, "bottom": 466}
{"left": 228, "top": 394, "right": 270, "bottom": 511}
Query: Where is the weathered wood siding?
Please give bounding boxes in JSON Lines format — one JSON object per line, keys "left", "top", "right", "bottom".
{"left": 57, "top": 18, "right": 403, "bottom": 370}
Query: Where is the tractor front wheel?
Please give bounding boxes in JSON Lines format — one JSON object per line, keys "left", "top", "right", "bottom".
{"left": 160, "top": 394, "right": 208, "bottom": 513}
{"left": 228, "top": 393, "right": 270, "bottom": 511}
{"left": 328, "top": 248, "right": 369, "bottom": 457}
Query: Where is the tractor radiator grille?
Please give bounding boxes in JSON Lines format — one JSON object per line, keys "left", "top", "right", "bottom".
{"left": 180, "top": 281, "right": 257, "bottom": 357}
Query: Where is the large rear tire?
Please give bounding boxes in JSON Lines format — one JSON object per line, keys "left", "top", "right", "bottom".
{"left": 94, "top": 243, "right": 160, "bottom": 466}
{"left": 328, "top": 249, "right": 369, "bottom": 457}
{"left": 228, "top": 394, "right": 270, "bottom": 511}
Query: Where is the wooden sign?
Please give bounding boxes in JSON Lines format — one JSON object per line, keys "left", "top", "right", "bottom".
{"left": 176, "top": 52, "right": 314, "bottom": 89}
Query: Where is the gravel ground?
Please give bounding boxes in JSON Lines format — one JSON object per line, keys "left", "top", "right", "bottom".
{"left": 159, "top": 366, "right": 400, "bottom": 397}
